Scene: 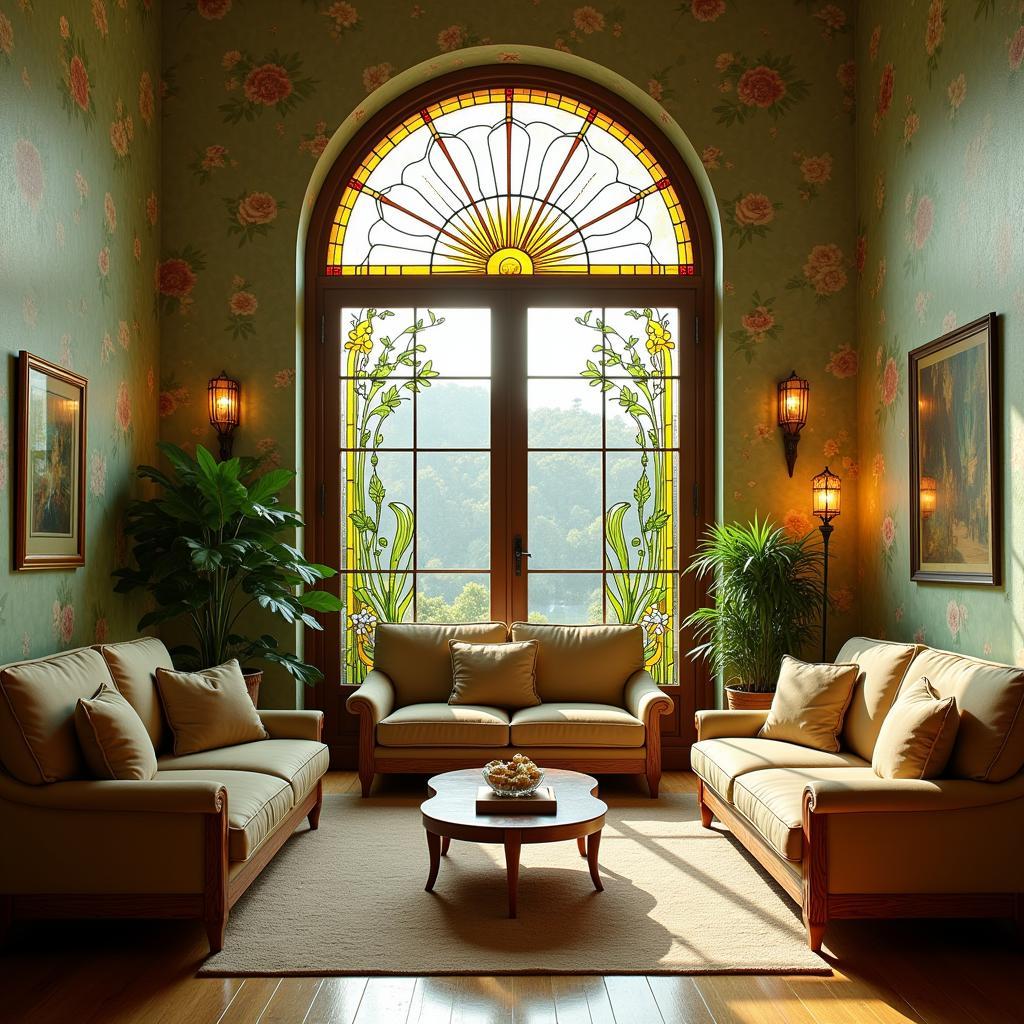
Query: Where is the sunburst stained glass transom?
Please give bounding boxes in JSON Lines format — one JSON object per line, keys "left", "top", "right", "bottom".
{"left": 325, "top": 87, "right": 695, "bottom": 276}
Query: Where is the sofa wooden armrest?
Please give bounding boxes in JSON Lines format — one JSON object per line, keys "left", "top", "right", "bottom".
{"left": 625, "top": 670, "right": 673, "bottom": 798}
{"left": 346, "top": 670, "right": 396, "bottom": 797}
{"left": 258, "top": 709, "right": 324, "bottom": 742}
{"left": 694, "top": 708, "right": 769, "bottom": 741}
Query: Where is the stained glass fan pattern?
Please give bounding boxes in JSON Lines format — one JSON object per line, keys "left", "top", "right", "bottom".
{"left": 326, "top": 87, "right": 695, "bottom": 276}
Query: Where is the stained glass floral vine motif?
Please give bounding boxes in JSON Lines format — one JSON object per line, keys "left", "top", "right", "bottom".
{"left": 326, "top": 87, "right": 694, "bottom": 276}
{"left": 578, "top": 307, "right": 677, "bottom": 684}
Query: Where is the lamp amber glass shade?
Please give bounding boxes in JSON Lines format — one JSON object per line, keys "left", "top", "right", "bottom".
{"left": 920, "top": 475, "right": 937, "bottom": 519}
{"left": 777, "top": 371, "right": 809, "bottom": 434}
{"left": 811, "top": 466, "right": 841, "bottom": 523}
{"left": 208, "top": 372, "right": 240, "bottom": 432}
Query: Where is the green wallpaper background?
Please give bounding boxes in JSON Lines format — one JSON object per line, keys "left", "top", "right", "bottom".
{"left": 158, "top": 0, "right": 861, "bottom": 704}
{"left": 855, "top": 0, "right": 1024, "bottom": 663}
{"left": 0, "top": 0, "right": 160, "bottom": 662}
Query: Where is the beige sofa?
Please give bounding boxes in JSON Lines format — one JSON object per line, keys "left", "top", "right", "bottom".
{"left": 0, "top": 637, "right": 328, "bottom": 952}
{"left": 692, "top": 637, "right": 1024, "bottom": 950}
{"left": 346, "top": 621, "right": 674, "bottom": 797}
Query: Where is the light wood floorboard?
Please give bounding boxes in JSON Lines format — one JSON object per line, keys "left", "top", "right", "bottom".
{"left": 0, "top": 770, "right": 1019, "bottom": 1024}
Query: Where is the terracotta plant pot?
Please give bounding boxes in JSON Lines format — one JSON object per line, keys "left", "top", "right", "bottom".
{"left": 242, "top": 668, "right": 263, "bottom": 708}
{"left": 724, "top": 685, "right": 774, "bottom": 711}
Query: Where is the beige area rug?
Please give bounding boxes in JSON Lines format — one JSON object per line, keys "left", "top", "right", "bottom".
{"left": 199, "top": 791, "right": 829, "bottom": 977}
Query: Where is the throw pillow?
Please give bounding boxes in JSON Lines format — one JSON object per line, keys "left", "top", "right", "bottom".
{"left": 872, "top": 676, "right": 959, "bottom": 780}
{"left": 448, "top": 639, "right": 541, "bottom": 710}
{"left": 758, "top": 655, "right": 860, "bottom": 753}
{"left": 75, "top": 684, "right": 158, "bottom": 781}
{"left": 155, "top": 659, "right": 268, "bottom": 756}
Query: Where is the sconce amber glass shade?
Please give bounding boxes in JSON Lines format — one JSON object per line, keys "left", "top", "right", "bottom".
{"left": 920, "top": 476, "right": 937, "bottom": 519}
{"left": 812, "top": 466, "right": 841, "bottom": 523}
{"left": 777, "top": 371, "right": 809, "bottom": 432}
{"left": 208, "top": 372, "right": 240, "bottom": 432}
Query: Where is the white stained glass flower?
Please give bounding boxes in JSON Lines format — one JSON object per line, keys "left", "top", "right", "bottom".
{"left": 350, "top": 607, "right": 378, "bottom": 638}
{"left": 640, "top": 607, "right": 670, "bottom": 638}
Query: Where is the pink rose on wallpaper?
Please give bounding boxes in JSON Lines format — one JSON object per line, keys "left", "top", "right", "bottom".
{"left": 942, "top": 311, "right": 957, "bottom": 332}
{"left": 110, "top": 118, "right": 130, "bottom": 157}
{"left": 646, "top": 79, "right": 663, "bottom": 101}
{"left": 924, "top": 0, "right": 945, "bottom": 58}
{"left": 116, "top": 381, "right": 132, "bottom": 432}
{"left": 825, "top": 344, "right": 858, "bottom": 378}
{"left": 946, "top": 600, "right": 966, "bottom": 640}
{"left": 0, "top": 12, "right": 13, "bottom": 56}
{"left": 715, "top": 52, "right": 735, "bottom": 72}
{"left": 197, "top": 0, "right": 232, "bottom": 19}
{"left": 911, "top": 195, "right": 934, "bottom": 250}
{"left": 854, "top": 234, "right": 866, "bottom": 274}
{"left": 159, "top": 391, "right": 178, "bottom": 417}
{"left": 236, "top": 191, "right": 278, "bottom": 226}
{"left": 202, "top": 144, "right": 228, "bottom": 169}
{"left": 14, "top": 139, "right": 44, "bottom": 209}
{"left": 833, "top": 586, "right": 853, "bottom": 614}
{"left": 874, "top": 63, "right": 894, "bottom": 125}
{"left": 802, "top": 243, "right": 847, "bottom": 295}
{"left": 880, "top": 356, "right": 899, "bottom": 406}
{"left": 273, "top": 368, "right": 295, "bottom": 388}
{"left": 118, "top": 320, "right": 130, "bottom": 349}
{"left": 244, "top": 64, "right": 293, "bottom": 106}
{"left": 53, "top": 600, "right": 75, "bottom": 646}
{"left": 947, "top": 73, "right": 966, "bottom": 114}
{"left": 869, "top": 25, "right": 881, "bottom": 61}
{"left": 92, "top": 0, "right": 108, "bottom": 38}
{"left": 133, "top": 236, "right": 142, "bottom": 262}
{"left": 222, "top": 50, "right": 241, "bottom": 70}
{"left": 690, "top": 0, "right": 726, "bottom": 22}
{"left": 800, "top": 154, "right": 832, "bottom": 185}
{"left": 700, "top": 146, "right": 722, "bottom": 170}
{"left": 436, "top": 24, "right": 467, "bottom": 50}
{"left": 783, "top": 509, "right": 812, "bottom": 538}
{"left": 69, "top": 55, "right": 91, "bottom": 112}
{"left": 872, "top": 453, "right": 885, "bottom": 482}
{"left": 90, "top": 452, "right": 106, "bottom": 497}
{"left": 94, "top": 617, "right": 109, "bottom": 645}
{"left": 75, "top": 169, "right": 89, "bottom": 199}
{"left": 156, "top": 258, "right": 196, "bottom": 298}
{"left": 229, "top": 290, "right": 258, "bottom": 316}
{"left": 104, "top": 192, "right": 116, "bottom": 232}
{"left": 903, "top": 111, "right": 919, "bottom": 146}
{"left": 146, "top": 191, "right": 159, "bottom": 225}
{"left": 139, "top": 70, "right": 155, "bottom": 126}
{"left": 97, "top": 246, "right": 110, "bottom": 276}
{"left": 881, "top": 514, "right": 896, "bottom": 551}
{"left": 1010, "top": 27, "right": 1024, "bottom": 71}
{"left": 741, "top": 306, "right": 774, "bottom": 335}
{"left": 836, "top": 60, "right": 856, "bottom": 93}
{"left": 823, "top": 438, "right": 840, "bottom": 459}
{"left": 572, "top": 7, "right": 604, "bottom": 34}
{"left": 736, "top": 66, "right": 786, "bottom": 108}
{"left": 734, "top": 193, "right": 774, "bottom": 226}
{"left": 60, "top": 15, "right": 70, "bottom": 40}
{"left": 815, "top": 4, "right": 845, "bottom": 32}
{"left": 362, "top": 63, "right": 392, "bottom": 94}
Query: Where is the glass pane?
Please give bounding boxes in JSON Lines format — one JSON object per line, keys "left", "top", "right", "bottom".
{"left": 527, "top": 307, "right": 600, "bottom": 376}
{"left": 528, "top": 379, "right": 602, "bottom": 449}
{"left": 416, "top": 574, "right": 491, "bottom": 623}
{"left": 340, "top": 452, "right": 413, "bottom": 575}
{"left": 416, "top": 452, "right": 489, "bottom": 569}
{"left": 605, "top": 377, "right": 677, "bottom": 449}
{"left": 417, "top": 380, "right": 489, "bottom": 449}
{"left": 527, "top": 573, "right": 603, "bottom": 625}
{"left": 601, "top": 307, "right": 679, "bottom": 377}
{"left": 528, "top": 452, "right": 602, "bottom": 569}
{"left": 342, "top": 572, "right": 413, "bottom": 686}
{"left": 606, "top": 572, "right": 677, "bottom": 686}
{"left": 341, "top": 377, "right": 413, "bottom": 449}
{"left": 605, "top": 452, "right": 678, "bottom": 571}
{"left": 341, "top": 307, "right": 416, "bottom": 377}
{"left": 422, "top": 307, "right": 490, "bottom": 377}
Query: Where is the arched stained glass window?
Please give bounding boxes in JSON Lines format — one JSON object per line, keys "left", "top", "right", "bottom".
{"left": 325, "top": 87, "right": 695, "bottom": 276}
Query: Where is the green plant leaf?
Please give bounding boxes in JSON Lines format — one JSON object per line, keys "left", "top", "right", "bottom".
{"left": 300, "top": 589, "right": 344, "bottom": 612}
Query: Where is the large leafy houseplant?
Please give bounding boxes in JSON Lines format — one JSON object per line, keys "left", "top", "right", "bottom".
{"left": 113, "top": 443, "right": 342, "bottom": 685}
{"left": 683, "top": 517, "right": 824, "bottom": 696}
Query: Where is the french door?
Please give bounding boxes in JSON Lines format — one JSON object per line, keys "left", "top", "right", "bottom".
{"left": 316, "top": 283, "right": 705, "bottom": 752}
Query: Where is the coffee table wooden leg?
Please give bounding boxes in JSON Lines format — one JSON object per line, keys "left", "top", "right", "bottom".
{"left": 577, "top": 836, "right": 586, "bottom": 858}
{"left": 441, "top": 836, "right": 451, "bottom": 856}
{"left": 425, "top": 830, "right": 441, "bottom": 892}
{"left": 587, "top": 830, "right": 604, "bottom": 892}
{"left": 505, "top": 831, "right": 522, "bottom": 919}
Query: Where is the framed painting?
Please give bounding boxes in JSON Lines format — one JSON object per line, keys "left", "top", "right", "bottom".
{"left": 15, "top": 352, "right": 88, "bottom": 571}
{"left": 909, "top": 313, "right": 1000, "bottom": 585}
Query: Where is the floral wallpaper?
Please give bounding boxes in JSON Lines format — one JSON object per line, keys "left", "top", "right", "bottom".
{"left": 856, "top": 0, "right": 1024, "bottom": 665}
{"left": 158, "top": 1, "right": 861, "bottom": 703}
{"left": 0, "top": 0, "right": 159, "bottom": 663}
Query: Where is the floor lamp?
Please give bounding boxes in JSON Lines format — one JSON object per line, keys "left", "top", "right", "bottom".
{"left": 811, "top": 467, "right": 841, "bottom": 661}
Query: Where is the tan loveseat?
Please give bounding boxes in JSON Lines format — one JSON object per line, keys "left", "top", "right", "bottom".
{"left": 0, "top": 637, "right": 328, "bottom": 952}
{"left": 692, "top": 637, "right": 1024, "bottom": 950}
{"left": 346, "top": 622, "right": 674, "bottom": 797}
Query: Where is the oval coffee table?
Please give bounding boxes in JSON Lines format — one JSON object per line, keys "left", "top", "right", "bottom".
{"left": 421, "top": 768, "right": 607, "bottom": 918}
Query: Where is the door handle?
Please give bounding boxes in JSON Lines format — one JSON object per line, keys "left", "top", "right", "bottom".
{"left": 513, "top": 535, "right": 532, "bottom": 577}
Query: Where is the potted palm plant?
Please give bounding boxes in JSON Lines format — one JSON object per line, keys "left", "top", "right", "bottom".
{"left": 113, "top": 443, "right": 342, "bottom": 703}
{"left": 683, "top": 516, "right": 824, "bottom": 710}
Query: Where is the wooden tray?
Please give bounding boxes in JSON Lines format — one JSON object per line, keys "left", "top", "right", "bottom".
{"left": 475, "top": 786, "right": 557, "bottom": 815}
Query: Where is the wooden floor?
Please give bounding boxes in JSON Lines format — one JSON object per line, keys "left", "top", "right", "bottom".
{"left": 1, "top": 771, "right": 1021, "bottom": 1024}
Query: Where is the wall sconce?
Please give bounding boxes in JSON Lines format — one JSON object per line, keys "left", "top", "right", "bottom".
{"left": 208, "top": 371, "right": 240, "bottom": 460}
{"left": 920, "top": 476, "right": 937, "bottom": 519}
{"left": 812, "top": 466, "right": 841, "bottom": 661}
{"left": 777, "top": 371, "right": 809, "bottom": 477}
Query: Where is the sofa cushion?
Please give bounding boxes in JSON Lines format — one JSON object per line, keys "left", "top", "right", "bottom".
{"left": 97, "top": 637, "right": 174, "bottom": 751}
{"left": 732, "top": 770, "right": 808, "bottom": 862}
{"left": 158, "top": 738, "right": 328, "bottom": 801}
{"left": 449, "top": 639, "right": 540, "bottom": 710}
{"left": 153, "top": 768, "right": 293, "bottom": 861}
{"left": 510, "top": 703, "right": 645, "bottom": 747}
{"left": 508, "top": 623, "right": 644, "bottom": 705}
{"left": 900, "top": 648, "right": 1024, "bottom": 781}
{"left": 759, "top": 656, "right": 859, "bottom": 753}
{"left": 0, "top": 647, "right": 111, "bottom": 785}
{"left": 155, "top": 660, "right": 268, "bottom": 756}
{"left": 836, "top": 637, "right": 919, "bottom": 761}
{"left": 75, "top": 684, "right": 158, "bottom": 781}
{"left": 872, "top": 676, "right": 959, "bottom": 780}
{"left": 691, "top": 737, "right": 868, "bottom": 801}
{"left": 377, "top": 703, "right": 510, "bottom": 747}
{"left": 374, "top": 623, "right": 508, "bottom": 706}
